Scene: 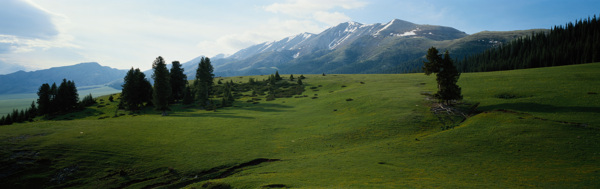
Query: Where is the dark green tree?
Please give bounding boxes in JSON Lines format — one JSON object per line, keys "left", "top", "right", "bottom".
{"left": 49, "top": 83, "right": 58, "bottom": 113}
{"left": 56, "top": 79, "right": 79, "bottom": 112}
{"left": 297, "top": 78, "right": 303, "bottom": 85}
{"left": 28, "top": 101, "right": 37, "bottom": 119}
{"left": 37, "top": 83, "right": 51, "bottom": 115}
{"left": 423, "top": 47, "right": 462, "bottom": 104}
{"left": 169, "top": 61, "right": 187, "bottom": 102}
{"left": 121, "top": 68, "right": 153, "bottom": 110}
{"left": 80, "top": 93, "right": 96, "bottom": 107}
{"left": 194, "top": 57, "right": 214, "bottom": 107}
{"left": 289, "top": 74, "right": 295, "bottom": 81}
{"left": 221, "top": 82, "right": 235, "bottom": 107}
{"left": 275, "top": 70, "right": 282, "bottom": 81}
{"left": 151, "top": 56, "right": 172, "bottom": 115}
{"left": 4, "top": 113, "right": 12, "bottom": 125}
{"left": 182, "top": 85, "right": 194, "bottom": 105}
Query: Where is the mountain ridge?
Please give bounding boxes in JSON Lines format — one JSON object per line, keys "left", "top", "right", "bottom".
{"left": 0, "top": 62, "right": 127, "bottom": 94}
{"left": 184, "top": 19, "right": 538, "bottom": 77}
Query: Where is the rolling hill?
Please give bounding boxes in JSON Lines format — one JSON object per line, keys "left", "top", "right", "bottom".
{"left": 1, "top": 63, "right": 598, "bottom": 188}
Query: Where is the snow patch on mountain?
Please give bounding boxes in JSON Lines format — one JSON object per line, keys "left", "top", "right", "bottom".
{"left": 373, "top": 19, "right": 396, "bottom": 36}
{"left": 392, "top": 28, "right": 420, "bottom": 37}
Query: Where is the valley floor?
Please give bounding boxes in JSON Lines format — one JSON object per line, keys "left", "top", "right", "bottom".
{"left": 1, "top": 63, "right": 599, "bottom": 188}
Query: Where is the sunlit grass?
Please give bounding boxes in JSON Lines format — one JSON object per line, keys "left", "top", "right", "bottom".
{"left": 1, "top": 63, "right": 599, "bottom": 188}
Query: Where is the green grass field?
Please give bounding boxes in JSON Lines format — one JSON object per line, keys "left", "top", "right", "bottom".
{"left": 1, "top": 63, "right": 599, "bottom": 188}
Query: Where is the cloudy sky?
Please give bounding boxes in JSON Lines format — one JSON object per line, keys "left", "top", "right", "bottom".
{"left": 0, "top": 0, "right": 598, "bottom": 74}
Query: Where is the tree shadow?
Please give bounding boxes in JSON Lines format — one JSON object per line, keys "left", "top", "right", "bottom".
{"left": 44, "top": 108, "right": 107, "bottom": 121}
{"left": 169, "top": 112, "right": 255, "bottom": 119}
{"left": 166, "top": 102, "right": 294, "bottom": 118}
{"left": 479, "top": 102, "right": 600, "bottom": 113}
{"left": 239, "top": 103, "right": 294, "bottom": 113}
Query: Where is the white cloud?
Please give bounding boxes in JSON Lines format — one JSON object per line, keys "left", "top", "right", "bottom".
{"left": 265, "top": 0, "right": 367, "bottom": 15}
{"left": 264, "top": 0, "right": 367, "bottom": 25}
{"left": 196, "top": 18, "right": 324, "bottom": 57}
{"left": 313, "top": 11, "right": 352, "bottom": 26}
{"left": 0, "top": 0, "right": 59, "bottom": 39}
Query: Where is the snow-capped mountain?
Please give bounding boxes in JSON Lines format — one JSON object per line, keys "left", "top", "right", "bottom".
{"left": 228, "top": 19, "right": 465, "bottom": 61}
{"left": 180, "top": 19, "right": 541, "bottom": 77}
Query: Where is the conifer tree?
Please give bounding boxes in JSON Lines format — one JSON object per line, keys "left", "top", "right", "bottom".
{"left": 289, "top": 74, "right": 295, "bottom": 81}
{"left": 194, "top": 57, "right": 214, "bottom": 107}
{"left": 49, "top": 83, "right": 58, "bottom": 113}
{"left": 28, "top": 101, "right": 37, "bottom": 119}
{"left": 423, "top": 47, "right": 462, "bottom": 104}
{"left": 37, "top": 83, "right": 51, "bottom": 115}
{"left": 182, "top": 85, "right": 194, "bottom": 105}
{"left": 221, "top": 83, "right": 235, "bottom": 107}
{"left": 151, "top": 56, "right": 172, "bottom": 116}
{"left": 170, "top": 61, "right": 187, "bottom": 102}
{"left": 121, "top": 68, "right": 153, "bottom": 110}
{"left": 275, "top": 70, "right": 282, "bottom": 81}
{"left": 4, "top": 113, "right": 12, "bottom": 125}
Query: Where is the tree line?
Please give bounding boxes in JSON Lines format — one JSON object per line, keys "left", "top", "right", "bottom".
{"left": 456, "top": 14, "right": 600, "bottom": 72}
{"left": 120, "top": 56, "right": 307, "bottom": 115}
{"left": 120, "top": 56, "right": 215, "bottom": 115}
{"left": 1, "top": 79, "right": 97, "bottom": 126}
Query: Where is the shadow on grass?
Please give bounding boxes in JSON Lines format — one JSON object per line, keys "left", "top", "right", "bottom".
{"left": 240, "top": 103, "right": 294, "bottom": 113}
{"left": 166, "top": 102, "right": 294, "bottom": 118}
{"left": 44, "top": 108, "right": 107, "bottom": 121}
{"left": 169, "top": 112, "right": 255, "bottom": 119}
{"left": 479, "top": 102, "right": 600, "bottom": 113}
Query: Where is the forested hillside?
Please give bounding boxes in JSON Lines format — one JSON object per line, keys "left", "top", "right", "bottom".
{"left": 456, "top": 15, "right": 600, "bottom": 72}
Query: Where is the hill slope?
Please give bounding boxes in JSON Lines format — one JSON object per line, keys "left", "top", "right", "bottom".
{"left": 0, "top": 63, "right": 598, "bottom": 188}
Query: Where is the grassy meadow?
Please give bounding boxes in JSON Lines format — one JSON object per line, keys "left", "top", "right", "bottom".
{"left": 0, "top": 63, "right": 599, "bottom": 188}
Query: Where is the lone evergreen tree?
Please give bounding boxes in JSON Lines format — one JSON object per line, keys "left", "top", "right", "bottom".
{"left": 194, "top": 57, "right": 214, "bottom": 107}
{"left": 423, "top": 47, "right": 462, "bottom": 104}
{"left": 151, "top": 56, "right": 172, "bottom": 116}
{"left": 169, "top": 61, "right": 187, "bottom": 102}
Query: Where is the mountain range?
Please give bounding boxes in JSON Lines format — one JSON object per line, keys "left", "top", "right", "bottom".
{"left": 181, "top": 19, "right": 545, "bottom": 77}
{"left": 0, "top": 62, "right": 126, "bottom": 94}
{"left": 0, "top": 19, "right": 546, "bottom": 94}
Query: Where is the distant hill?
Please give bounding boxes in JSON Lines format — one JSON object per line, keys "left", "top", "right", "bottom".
{"left": 179, "top": 19, "right": 546, "bottom": 77}
{"left": 0, "top": 62, "right": 127, "bottom": 94}
{"left": 0, "top": 60, "right": 29, "bottom": 75}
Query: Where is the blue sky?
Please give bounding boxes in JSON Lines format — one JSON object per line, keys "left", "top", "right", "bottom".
{"left": 0, "top": 0, "right": 598, "bottom": 73}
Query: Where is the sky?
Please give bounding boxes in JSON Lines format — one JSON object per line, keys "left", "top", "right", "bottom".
{"left": 0, "top": 0, "right": 598, "bottom": 74}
